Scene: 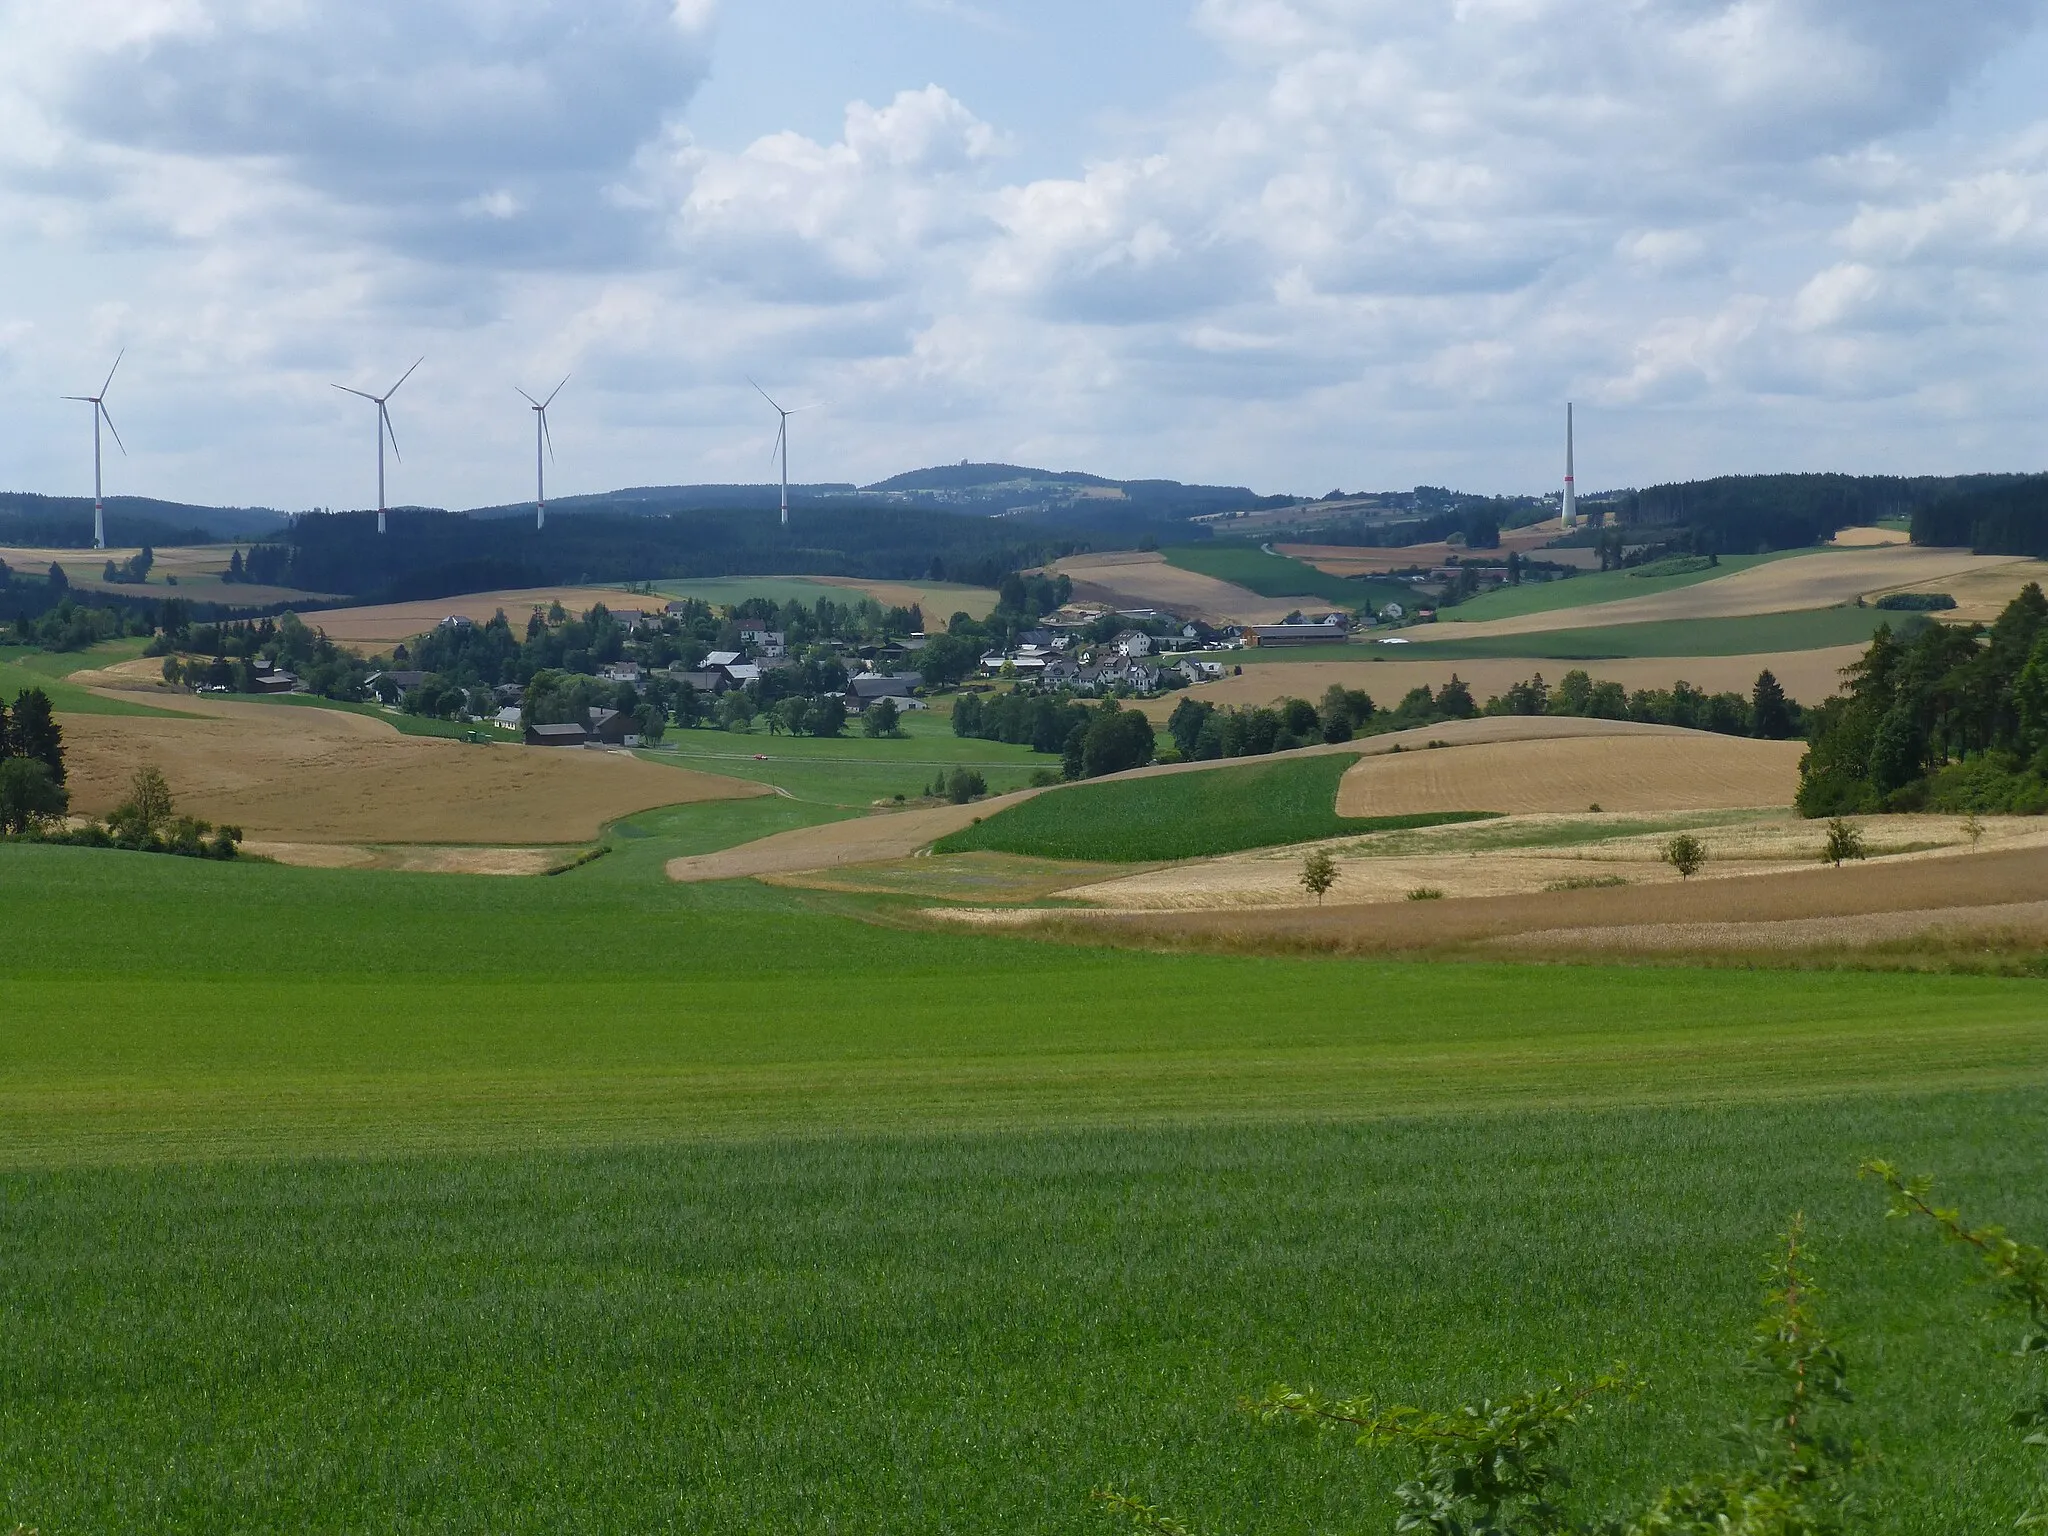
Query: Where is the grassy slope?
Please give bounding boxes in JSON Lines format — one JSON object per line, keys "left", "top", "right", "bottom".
{"left": 1, "top": 847, "right": 2046, "bottom": 1530}
{"left": 1441, "top": 551, "right": 1802, "bottom": 623}
{"left": 0, "top": 642, "right": 187, "bottom": 718}
{"left": 934, "top": 753, "right": 1490, "bottom": 860}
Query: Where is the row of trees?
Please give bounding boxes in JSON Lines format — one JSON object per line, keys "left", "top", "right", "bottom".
{"left": 1798, "top": 583, "right": 2048, "bottom": 814}
{"left": 1158, "top": 668, "right": 1799, "bottom": 767}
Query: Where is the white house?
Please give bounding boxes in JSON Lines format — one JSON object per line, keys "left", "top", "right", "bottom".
{"left": 1112, "top": 630, "right": 1153, "bottom": 658}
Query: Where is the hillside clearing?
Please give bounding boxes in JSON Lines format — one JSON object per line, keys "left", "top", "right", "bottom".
{"left": 1047, "top": 549, "right": 1301, "bottom": 624}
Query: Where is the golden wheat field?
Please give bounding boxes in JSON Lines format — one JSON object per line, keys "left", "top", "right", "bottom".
{"left": 61, "top": 697, "right": 762, "bottom": 844}
{"left": 0, "top": 543, "right": 327, "bottom": 606}
{"left": 1334, "top": 733, "right": 1806, "bottom": 817}
{"left": 293, "top": 585, "right": 666, "bottom": 650}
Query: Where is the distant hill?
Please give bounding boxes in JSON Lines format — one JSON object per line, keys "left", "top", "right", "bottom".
{"left": 867, "top": 463, "right": 1119, "bottom": 493}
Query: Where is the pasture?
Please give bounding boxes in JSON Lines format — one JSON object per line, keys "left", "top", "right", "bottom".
{"left": 1437, "top": 551, "right": 1796, "bottom": 622}
{"left": 1383, "top": 605, "right": 1893, "bottom": 660}
{"left": 652, "top": 573, "right": 1001, "bottom": 619}
{"left": 1, "top": 845, "right": 2046, "bottom": 1530}
{"left": 1161, "top": 542, "right": 1399, "bottom": 606}
{"left": 0, "top": 543, "right": 329, "bottom": 606}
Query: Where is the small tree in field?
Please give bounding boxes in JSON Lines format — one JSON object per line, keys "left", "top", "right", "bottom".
{"left": 1299, "top": 848, "right": 1337, "bottom": 906}
{"left": 864, "top": 697, "right": 902, "bottom": 738}
{"left": 1663, "top": 832, "right": 1706, "bottom": 878}
{"left": 1961, "top": 811, "right": 1985, "bottom": 850}
{"left": 1822, "top": 818, "right": 1867, "bottom": 868}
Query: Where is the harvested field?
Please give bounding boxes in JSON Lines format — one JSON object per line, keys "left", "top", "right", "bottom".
{"left": 811, "top": 576, "right": 999, "bottom": 619}
{"left": 1335, "top": 733, "right": 1804, "bottom": 817}
{"left": 61, "top": 697, "right": 763, "bottom": 843}
{"left": 296, "top": 585, "right": 662, "bottom": 650}
{"left": 1051, "top": 810, "right": 2042, "bottom": 913}
{"left": 960, "top": 841, "right": 2048, "bottom": 960}
{"left": 1280, "top": 524, "right": 1584, "bottom": 574}
{"left": 1489, "top": 899, "right": 2048, "bottom": 955}
{"left": 1435, "top": 546, "right": 2045, "bottom": 639}
{"left": 1828, "top": 525, "right": 1911, "bottom": 547}
{"left": 1131, "top": 648, "right": 1863, "bottom": 721}
{"left": 1046, "top": 550, "right": 1299, "bottom": 625}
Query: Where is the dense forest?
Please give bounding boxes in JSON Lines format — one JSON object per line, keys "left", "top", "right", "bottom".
{"left": 246, "top": 505, "right": 1085, "bottom": 603}
{"left": 1798, "top": 584, "right": 2048, "bottom": 814}
{"left": 1908, "top": 475, "right": 2048, "bottom": 555}
{"left": 1610, "top": 473, "right": 2028, "bottom": 553}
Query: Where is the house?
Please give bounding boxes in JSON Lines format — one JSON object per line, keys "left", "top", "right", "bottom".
{"left": 1015, "top": 628, "right": 1054, "bottom": 651}
{"left": 849, "top": 673, "right": 917, "bottom": 702}
{"left": 525, "top": 722, "right": 588, "bottom": 747}
{"left": 722, "top": 662, "right": 762, "bottom": 687}
{"left": 492, "top": 706, "right": 522, "bottom": 729}
{"left": 438, "top": 614, "right": 474, "bottom": 631}
{"left": 587, "top": 708, "right": 639, "bottom": 747}
{"left": 738, "top": 626, "right": 786, "bottom": 650}
{"left": 493, "top": 683, "right": 525, "bottom": 705}
{"left": 841, "top": 690, "right": 928, "bottom": 714}
{"left": 1381, "top": 600, "right": 1406, "bottom": 620}
{"left": 664, "top": 600, "right": 696, "bottom": 616}
{"left": 1247, "top": 615, "right": 1351, "bottom": 647}
{"left": 667, "top": 668, "right": 726, "bottom": 694}
{"left": 704, "top": 650, "right": 742, "bottom": 670}
{"left": 600, "top": 661, "right": 646, "bottom": 685}
{"left": 1111, "top": 630, "right": 1154, "bottom": 658}
{"left": 363, "top": 669, "right": 428, "bottom": 702}
{"left": 1179, "top": 658, "right": 1225, "bottom": 683}
{"left": 251, "top": 670, "right": 300, "bottom": 694}
{"left": 613, "top": 610, "right": 651, "bottom": 632}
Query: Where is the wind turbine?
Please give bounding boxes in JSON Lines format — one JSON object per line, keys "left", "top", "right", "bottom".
{"left": 62, "top": 352, "right": 125, "bottom": 551}
{"left": 332, "top": 358, "right": 422, "bottom": 533}
{"left": 517, "top": 376, "right": 568, "bottom": 530}
{"left": 750, "top": 379, "right": 816, "bottom": 528}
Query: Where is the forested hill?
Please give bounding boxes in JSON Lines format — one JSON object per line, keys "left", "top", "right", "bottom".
{"left": 1607, "top": 473, "right": 2034, "bottom": 554}
{"left": 259, "top": 503, "right": 1084, "bottom": 604}
{"left": 0, "top": 493, "right": 289, "bottom": 548}
{"left": 1910, "top": 475, "right": 2048, "bottom": 556}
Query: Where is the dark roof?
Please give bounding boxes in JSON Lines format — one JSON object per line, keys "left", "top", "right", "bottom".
{"left": 850, "top": 674, "right": 916, "bottom": 698}
{"left": 526, "top": 723, "right": 587, "bottom": 743}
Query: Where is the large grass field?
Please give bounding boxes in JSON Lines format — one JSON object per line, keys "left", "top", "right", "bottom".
{"left": 934, "top": 753, "right": 1491, "bottom": 860}
{"left": 1441, "top": 550, "right": 1801, "bottom": 623}
{"left": 651, "top": 711, "right": 1050, "bottom": 808}
{"left": 1, "top": 844, "right": 2046, "bottom": 1530}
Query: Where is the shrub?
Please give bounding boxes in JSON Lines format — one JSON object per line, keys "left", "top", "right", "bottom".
{"left": 1663, "top": 833, "right": 1707, "bottom": 878}
{"left": 1406, "top": 886, "right": 1444, "bottom": 901}
{"left": 1299, "top": 848, "right": 1337, "bottom": 905}
{"left": 1822, "top": 818, "right": 1867, "bottom": 867}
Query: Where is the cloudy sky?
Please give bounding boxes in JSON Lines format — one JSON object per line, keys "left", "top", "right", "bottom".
{"left": 3, "top": 0, "right": 2046, "bottom": 512}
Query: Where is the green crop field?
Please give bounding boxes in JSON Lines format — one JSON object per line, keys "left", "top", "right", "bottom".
{"left": 1163, "top": 543, "right": 1391, "bottom": 605}
{"left": 1, "top": 844, "right": 2046, "bottom": 1531}
{"left": 1381, "top": 605, "right": 1893, "bottom": 661}
{"left": 1441, "top": 551, "right": 1802, "bottom": 623}
{"left": 936, "top": 753, "right": 1492, "bottom": 860}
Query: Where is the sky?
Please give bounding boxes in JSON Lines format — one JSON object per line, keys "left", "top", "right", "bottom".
{"left": 3, "top": 0, "right": 2047, "bottom": 513}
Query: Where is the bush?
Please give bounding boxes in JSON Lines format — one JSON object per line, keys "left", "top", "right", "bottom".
{"left": 945, "top": 768, "right": 987, "bottom": 804}
{"left": 1663, "top": 833, "right": 1707, "bottom": 877}
{"left": 1873, "top": 591, "right": 1956, "bottom": 611}
{"left": 0, "top": 757, "right": 67, "bottom": 833}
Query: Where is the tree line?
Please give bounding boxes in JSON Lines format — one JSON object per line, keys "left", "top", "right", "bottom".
{"left": 1798, "top": 582, "right": 2048, "bottom": 814}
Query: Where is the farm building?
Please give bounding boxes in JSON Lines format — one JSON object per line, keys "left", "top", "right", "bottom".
{"left": 525, "top": 723, "right": 588, "bottom": 747}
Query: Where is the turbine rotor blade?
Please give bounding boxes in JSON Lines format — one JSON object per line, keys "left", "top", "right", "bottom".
{"left": 333, "top": 384, "right": 378, "bottom": 401}
{"left": 541, "top": 411, "right": 555, "bottom": 461}
{"left": 516, "top": 386, "right": 541, "bottom": 408}
{"left": 99, "top": 403, "right": 127, "bottom": 455}
{"left": 541, "top": 374, "right": 569, "bottom": 409}
{"left": 100, "top": 349, "right": 124, "bottom": 397}
{"left": 381, "top": 404, "right": 401, "bottom": 462}
{"left": 749, "top": 377, "right": 786, "bottom": 414}
{"left": 61, "top": 394, "right": 93, "bottom": 402}
{"left": 386, "top": 356, "right": 424, "bottom": 398}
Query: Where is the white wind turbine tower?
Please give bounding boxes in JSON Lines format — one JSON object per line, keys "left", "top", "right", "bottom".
{"left": 518, "top": 377, "right": 569, "bottom": 530}
{"left": 750, "top": 379, "right": 816, "bottom": 528}
{"left": 332, "top": 358, "right": 422, "bottom": 533}
{"left": 1561, "top": 401, "right": 1578, "bottom": 531}
{"left": 62, "top": 352, "right": 126, "bottom": 551}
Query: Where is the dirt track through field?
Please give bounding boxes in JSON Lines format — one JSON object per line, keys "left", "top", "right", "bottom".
{"left": 1336, "top": 734, "right": 1804, "bottom": 817}
{"left": 1133, "top": 649, "right": 1863, "bottom": 721}
{"left": 1434, "top": 546, "right": 2045, "bottom": 639}
{"left": 61, "top": 696, "right": 764, "bottom": 843}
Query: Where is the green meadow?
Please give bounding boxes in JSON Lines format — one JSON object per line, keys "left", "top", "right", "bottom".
{"left": 0, "top": 641, "right": 184, "bottom": 718}
{"left": 652, "top": 711, "right": 1048, "bottom": 807}
{"left": 935, "top": 753, "right": 1492, "bottom": 860}
{"left": 1164, "top": 543, "right": 1406, "bottom": 607}
{"left": 1379, "top": 605, "right": 1892, "bottom": 660}
{"left": 3, "top": 793, "right": 2047, "bottom": 1530}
